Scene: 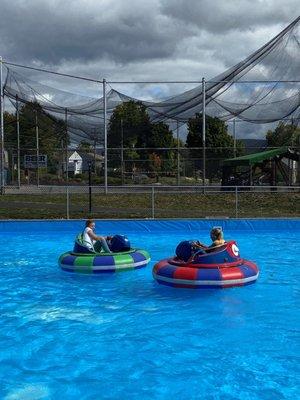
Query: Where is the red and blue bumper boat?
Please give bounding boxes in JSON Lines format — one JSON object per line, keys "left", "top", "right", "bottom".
{"left": 153, "top": 241, "right": 259, "bottom": 289}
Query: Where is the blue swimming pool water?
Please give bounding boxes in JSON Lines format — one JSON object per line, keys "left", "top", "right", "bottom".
{"left": 0, "top": 220, "right": 299, "bottom": 400}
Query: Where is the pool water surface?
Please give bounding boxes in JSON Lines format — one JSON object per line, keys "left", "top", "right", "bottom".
{"left": 0, "top": 220, "right": 299, "bottom": 400}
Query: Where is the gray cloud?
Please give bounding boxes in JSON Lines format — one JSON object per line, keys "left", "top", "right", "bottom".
{"left": 0, "top": 0, "right": 195, "bottom": 65}
{"left": 0, "top": 0, "right": 299, "bottom": 139}
{"left": 160, "top": 0, "right": 298, "bottom": 33}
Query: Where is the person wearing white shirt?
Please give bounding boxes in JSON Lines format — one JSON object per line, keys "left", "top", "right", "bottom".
{"left": 83, "top": 219, "right": 112, "bottom": 253}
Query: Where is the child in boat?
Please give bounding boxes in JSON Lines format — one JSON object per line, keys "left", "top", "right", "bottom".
{"left": 193, "top": 227, "right": 225, "bottom": 250}
{"left": 83, "top": 219, "right": 112, "bottom": 253}
{"left": 210, "top": 227, "right": 225, "bottom": 247}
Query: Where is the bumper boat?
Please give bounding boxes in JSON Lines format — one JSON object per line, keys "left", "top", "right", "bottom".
{"left": 59, "top": 234, "right": 150, "bottom": 273}
{"left": 153, "top": 241, "right": 259, "bottom": 289}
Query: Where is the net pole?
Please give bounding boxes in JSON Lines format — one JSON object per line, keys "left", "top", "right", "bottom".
{"left": 65, "top": 108, "right": 68, "bottom": 183}
{"left": 202, "top": 77, "right": 206, "bottom": 191}
{"left": 0, "top": 56, "right": 4, "bottom": 194}
{"left": 35, "top": 110, "right": 39, "bottom": 187}
{"left": 16, "top": 95, "right": 21, "bottom": 188}
{"left": 233, "top": 119, "right": 236, "bottom": 157}
{"left": 103, "top": 79, "right": 108, "bottom": 194}
{"left": 176, "top": 120, "right": 180, "bottom": 185}
{"left": 93, "top": 132, "right": 96, "bottom": 174}
{"left": 121, "top": 118, "right": 124, "bottom": 185}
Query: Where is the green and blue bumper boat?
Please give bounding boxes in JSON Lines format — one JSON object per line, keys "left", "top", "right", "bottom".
{"left": 59, "top": 234, "right": 150, "bottom": 274}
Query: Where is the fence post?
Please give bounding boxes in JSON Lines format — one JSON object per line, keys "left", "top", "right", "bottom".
{"left": 151, "top": 186, "right": 155, "bottom": 219}
{"left": 66, "top": 186, "right": 69, "bottom": 219}
{"left": 235, "top": 186, "right": 238, "bottom": 218}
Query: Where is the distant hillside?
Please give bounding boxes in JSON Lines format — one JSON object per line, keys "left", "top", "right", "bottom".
{"left": 240, "top": 139, "right": 267, "bottom": 154}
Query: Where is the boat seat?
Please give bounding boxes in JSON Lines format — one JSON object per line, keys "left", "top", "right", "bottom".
{"left": 73, "top": 233, "right": 96, "bottom": 254}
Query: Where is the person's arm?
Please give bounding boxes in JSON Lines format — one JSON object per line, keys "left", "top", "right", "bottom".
{"left": 87, "top": 230, "right": 105, "bottom": 242}
{"left": 193, "top": 240, "right": 208, "bottom": 249}
{"left": 88, "top": 230, "right": 113, "bottom": 242}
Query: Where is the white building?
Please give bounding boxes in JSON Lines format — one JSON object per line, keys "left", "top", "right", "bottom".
{"left": 67, "top": 151, "right": 83, "bottom": 175}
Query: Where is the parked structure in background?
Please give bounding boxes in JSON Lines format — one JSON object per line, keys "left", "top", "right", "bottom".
{"left": 66, "top": 151, "right": 82, "bottom": 175}
{"left": 222, "top": 147, "right": 299, "bottom": 187}
{"left": 62, "top": 150, "right": 104, "bottom": 176}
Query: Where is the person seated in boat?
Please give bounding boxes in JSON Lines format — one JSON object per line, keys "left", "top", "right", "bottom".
{"left": 83, "top": 219, "right": 112, "bottom": 253}
{"left": 192, "top": 227, "right": 225, "bottom": 251}
{"left": 210, "top": 227, "right": 225, "bottom": 247}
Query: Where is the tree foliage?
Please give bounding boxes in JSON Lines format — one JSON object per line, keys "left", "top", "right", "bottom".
{"left": 4, "top": 102, "right": 66, "bottom": 151}
{"left": 266, "top": 122, "right": 300, "bottom": 147}
{"left": 4, "top": 102, "right": 67, "bottom": 174}
{"left": 186, "top": 113, "right": 244, "bottom": 179}
{"left": 108, "top": 101, "right": 177, "bottom": 176}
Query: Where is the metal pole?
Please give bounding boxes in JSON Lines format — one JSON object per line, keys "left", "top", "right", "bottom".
{"left": 233, "top": 119, "right": 236, "bottom": 157}
{"left": 35, "top": 110, "right": 39, "bottom": 187}
{"left": 103, "top": 79, "right": 108, "bottom": 194}
{"left": 16, "top": 95, "right": 21, "bottom": 188}
{"left": 121, "top": 118, "right": 124, "bottom": 185}
{"left": 11, "top": 152, "right": 14, "bottom": 183}
{"left": 235, "top": 186, "right": 238, "bottom": 218}
{"left": 151, "top": 186, "right": 155, "bottom": 219}
{"left": 0, "top": 56, "right": 4, "bottom": 194}
{"left": 202, "top": 77, "right": 206, "bottom": 191}
{"left": 176, "top": 120, "right": 180, "bottom": 185}
{"left": 88, "top": 162, "right": 92, "bottom": 213}
{"left": 65, "top": 108, "right": 68, "bottom": 183}
{"left": 93, "top": 132, "right": 96, "bottom": 173}
{"left": 66, "top": 186, "right": 69, "bottom": 219}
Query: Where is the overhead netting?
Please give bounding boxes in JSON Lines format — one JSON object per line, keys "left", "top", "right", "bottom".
{"left": 3, "top": 16, "right": 300, "bottom": 145}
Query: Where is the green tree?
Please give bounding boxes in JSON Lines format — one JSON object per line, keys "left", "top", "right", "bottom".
{"left": 77, "top": 141, "right": 93, "bottom": 152}
{"left": 108, "top": 100, "right": 152, "bottom": 148}
{"left": 147, "top": 122, "right": 177, "bottom": 175}
{"left": 186, "top": 114, "right": 244, "bottom": 180}
{"left": 4, "top": 102, "right": 67, "bottom": 175}
{"left": 108, "top": 101, "right": 151, "bottom": 171}
{"left": 149, "top": 152, "right": 162, "bottom": 182}
{"left": 266, "top": 122, "right": 300, "bottom": 147}
{"left": 108, "top": 101, "right": 177, "bottom": 177}
{"left": 3, "top": 111, "right": 16, "bottom": 147}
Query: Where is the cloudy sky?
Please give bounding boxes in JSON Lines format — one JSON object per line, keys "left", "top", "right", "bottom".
{"left": 0, "top": 0, "right": 299, "bottom": 137}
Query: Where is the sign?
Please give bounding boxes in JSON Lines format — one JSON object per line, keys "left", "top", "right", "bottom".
{"left": 24, "top": 155, "right": 47, "bottom": 168}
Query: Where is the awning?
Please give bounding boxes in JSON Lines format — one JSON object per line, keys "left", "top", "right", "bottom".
{"left": 222, "top": 147, "right": 292, "bottom": 167}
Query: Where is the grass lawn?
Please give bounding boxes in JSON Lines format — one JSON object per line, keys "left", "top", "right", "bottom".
{"left": 0, "top": 192, "right": 299, "bottom": 219}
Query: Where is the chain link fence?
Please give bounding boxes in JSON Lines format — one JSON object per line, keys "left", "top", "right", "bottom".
{"left": 4, "top": 145, "right": 300, "bottom": 187}
{"left": 1, "top": 184, "right": 299, "bottom": 219}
